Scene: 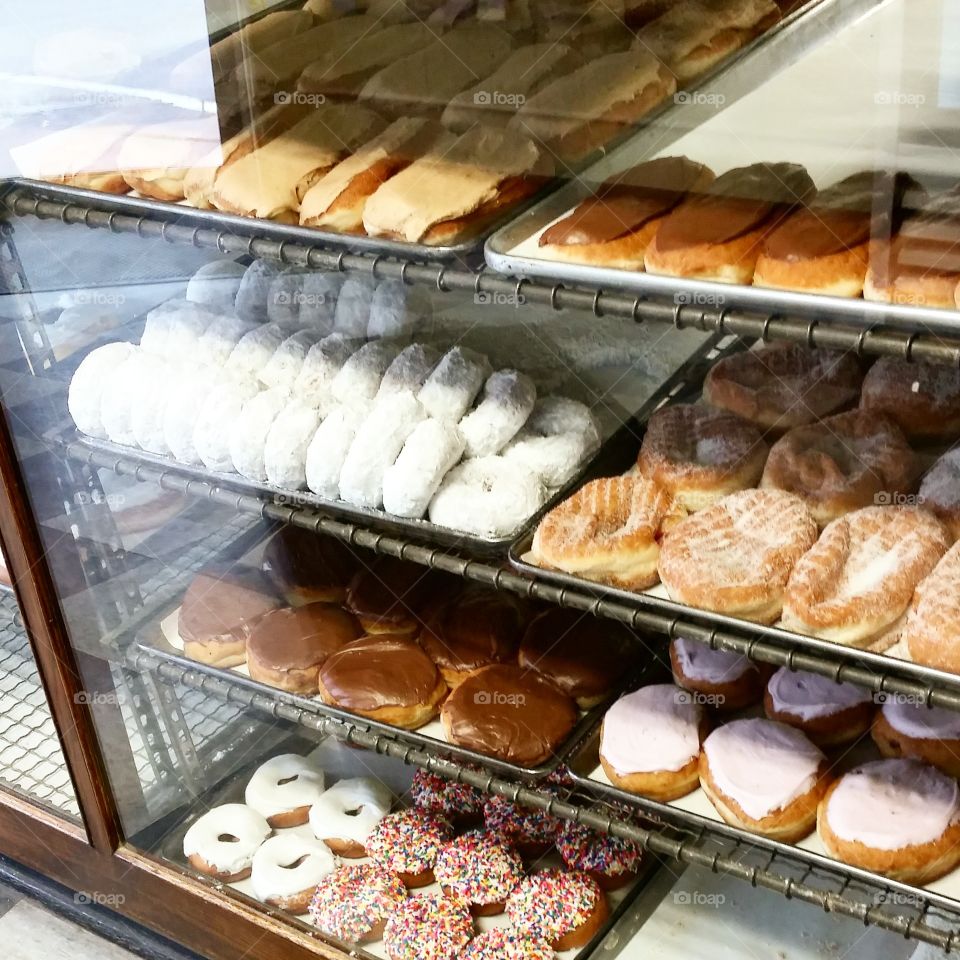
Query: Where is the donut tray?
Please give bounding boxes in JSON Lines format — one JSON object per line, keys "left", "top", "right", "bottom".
{"left": 152, "top": 735, "right": 663, "bottom": 960}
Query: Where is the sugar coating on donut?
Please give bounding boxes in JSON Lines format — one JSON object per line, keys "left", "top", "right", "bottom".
{"left": 339, "top": 391, "right": 425, "bottom": 508}
{"left": 194, "top": 375, "right": 261, "bottom": 472}
{"left": 556, "top": 819, "right": 643, "bottom": 877}
{"left": 367, "top": 280, "right": 428, "bottom": 340}
{"left": 506, "top": 870, "right": 600, "bottom": 944}
{"left": 225, "top": 324, "right": 285, "bottom": 380}
{"left": 182, "top": 803, "right": 270, "bottom": 874}
{"left": 310, "top": 863, "right": 407, "bottom": 942}
{"left": 429, "top": 456, "right": 545, "bottom": 538}
{"left": 185, "top": 259, "right": 246, "bottom": 312}
{"left": 919, "top": 449, "right": 960, "bottom": 524}
{"left": 264, "top": 398, "right": 321, "bottom": 488}
{"left": 245, "top": 754, "right": 326, "bottom": 820}
{"left": 376, "top": 344, "right": 440, "bottom": 403}
{"left": 229, "top": 387, "right": 290, "bottom": 480}
{"left": 235, "top": 261, "right": 281, "bottom": 324}
{"left": 309, "top": 777, "right": 393, "bottom": 845}
{"left": 266, "top": 268, "right": 306, "bottom": 329}
{"left": 195, "top": 315, "right": 257, "bottom": 368}
{"left": 164, "top": 365, "right": 222, "bottom": 464}
{"left": 330, "top": 341, "right": 399, "bottom": 411}
{"left": 305, "top": 405, "right": 365, "bottom": 499}
{"left": 601, "top": 684, "right": 702, "bottom": 776}
{"left": 101, "top": 348, "right": 153, "bottom": 446}
{"left": 503, "top": 433, "right": 591, "bottom": 489}
{"left": 384, "top": 893, "right": 472, "bottom": 960}
{"left": 142, "top": 300, "right": 218, "bottom": 360}
{"left": 367, "top": 809, "right": 452, "bottom": 875}
{"left": 419, "top": 346, "right": 492, "bottom": 423}
{"left": 69, "top": 341, "right": 136, "bottom": 438}
{"left": 333, "top": 277, "right": 376, "bottom": 339}
{"left": 131, "top": 352, "right": 176, "bottom": 454}
{"left": 251, "top": 833, "right": 335, "bottom": 904}
{"left": 382, "top": 418, "right": 465, "bottom": 519}
{"left": 434, "top": 831, "right": 523, "bottom": 904}
{"left": 298, "top": 272, "right": 343, "bottom": 333}
{"left": 460, "top": 928, "right": 555, "bottom": 960}
{"left": 293, "top": 333, "right": 356, "bottom": 409}
{"left": 261, "top": 330, "right": 324, "bottom": 391}
{"left": 460, "top": 369, "right": 537, "bottom": 458}
{"left": 767, "top": 668, "right": 873, "bottom": 722}
{"left": 824, "top": 758, "right": 960, "bottom": 850}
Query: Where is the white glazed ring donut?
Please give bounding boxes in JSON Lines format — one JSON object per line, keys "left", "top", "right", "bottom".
{"left": 244, "top": 754, "right": 326, "bottom": 827}
{"left": 182, "top": 803, "right": 270, "bottom": 880}
{"left": 251, "top": 834, "right": 336, "bottom": 912}
{"left": 309, "top": 777, "right": 393, "bottom": 857}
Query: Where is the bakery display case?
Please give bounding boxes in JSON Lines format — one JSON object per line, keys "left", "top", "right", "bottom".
{"left": 3, "top": 0, "right": 960, "bottom": 958}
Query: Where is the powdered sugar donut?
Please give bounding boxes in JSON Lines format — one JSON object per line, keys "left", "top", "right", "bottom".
{"left": 264, "top": 399, "right": 322, "bottom": 488}
{"left": 382, "top": 418, "right": 465, "bottom": 519}
{"left": 429, "top": 456, "right": 545, "bottom": 537}
{"left": 293, "top": 333, "right": 356, "bottom": 409}
{"left": 368, "top": 280, "right": 428, "bottom": 340}
{"left": 305, "top": 406, "right": 364, "bottom": 498}
{"left": 194, "top": 375, "right": 261, "bottom": 472}
{"left": 235, "top": 261, "right": 280, "bottom": 324}
{"left": 164, "top": 365, "right": 220, "bottom": 464}
{"left": 225, "top": 324, "right": 285, "bottom": 380}
{"left": 266, "top": 268, "right": 306, "bottom": 329}
{"left": 419, "top": 346, "right": 491, "bottom": 423}
{"left": 298, "top": 272, "right": 342, "bottom": 333}
{"left": 334, "top": 276, "right": 375, "bottom": 338}
{"left": 261, "top": 330, "right": 323, "bottom": 390}
{"left": 185, "top": 259, "right": 245, "bottom": 311}
{"left": 69, "top": 342, "right": 136, "bottom": 438}
{"left": 330, "top": 341, "right": 398, "bottom": 410}
{"left": 229, "top": 387, "right": 290, "bottom": 480}
{"left": 460, "top": 370, "right": 537, "bottom": 458}
{"left": 101, "top": 348, "right": 154, "bottom": 446}
{"left": 195, "top": 315, "right": 256, "bottom": 368}
{"left": 182, "top": 803, "right": 270, "bottom": 881}
{"left": 130, "top": 352, "right": 176, "bottom": 454}
{"left": 376, "top": 344, "right": 439, "bottom": 403}
{"left": 251, "top": 834, "right": 335, "bottom": 913}
{"left": 245, "top": 753, "right": 326, "bottom": 827}
{"left": 141, "top": 300, "right": 217, "bottom": 359}
{"left": 339, "top": 392, "right": 425, "bottom": 508}
{"left": 309, "top": 776, "right": 393, "bottom": 856}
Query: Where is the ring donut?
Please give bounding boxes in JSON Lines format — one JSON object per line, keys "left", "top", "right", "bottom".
{"left": 250, "top": 834, "right": 335, "bottom": 913}
{"left": 182, "top": 803, "right": 270, "bottom": 881}
{"left": 244, "top": 754, "right": 326, "bottom": 828}
{"left": 310, "top": 862, "right": 407, "bottom": 944}
{"left": 309, "top": 777, "right": 393, "bottom": 857}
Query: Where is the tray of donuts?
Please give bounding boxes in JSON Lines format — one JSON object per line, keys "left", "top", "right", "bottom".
{"left": 567, "top": 637, "right": 960, "bottom": 906}
{"left": 513, "top": 338, "right": 960, "bottom": 678}
{"left": 167, "top": 736, "right": 663, "bottom": 960}
{"left": 134, "top": 522, "right": 648, "bottom": 781}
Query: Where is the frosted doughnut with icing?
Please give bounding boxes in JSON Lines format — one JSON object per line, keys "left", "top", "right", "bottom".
{"left": 251, "top": 834, "right": 334, "bottom": 913}
{"left": 872, "top": 699, "right": 960, "bottom": 778}
{"left": 245, "top": 753, "right": 326, "bottom": 827}
{"left": 460, "top": 929, "right": 555, "bottom": 960}
{"left": 600, "top": 684, "right": 707, "bottom": 801}
{"left": 763, "top": 668, "right": 874, "bottom": 748}
{"left": 506, "top": 869, "right": 609, "bottom": 951}
{"left": 669, "top": 637, "right": 765, "bottom": 712}
{"left": 459, "top": 369, "right": 536, "bottom": 458}
{"left": 700, "top": 717, "right": 829, "bottom": 842}
{"left": 434, "top": 830, "right": 523, "bottom": 915}
{"left": 367, "top": 810, "right": 452, "bottom": 888}
{"left": 556, "top": 819, "right": 644, "bottom": 891}
{"left": 310, "top": 862, "right": 407, "bottom": 944}
{"left": 309, "top": 776, "right": 393, "bottom": 857}
{"left": 69, "top": 342, "right": 137, "bottom": 438}
{"left": 818, "top": 758, "right": 960, "bottom": 883}
{"left": 383, "top": 892, "right": 473, "bottom": 960}
{"left": 182, "top": 803, "right": 270, "bottom": 881}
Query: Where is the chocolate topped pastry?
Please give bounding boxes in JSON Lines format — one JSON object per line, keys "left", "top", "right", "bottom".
{"left": 179, "top": 563, "right": 283, "bottom": 667}
{"left": 345, "top": 555, "right": 435, "bottom": 636}
{"left": 318, "top": 635, "right": 448, "bottom": 729}
{"left": 440, "top": 664, "right": 579, "bottom": 766}
{"left": 538, "top": 157, "right": 714, "bottom": 268}
{"left": 262, "top": 525, "right": 358, "bottom": 605}
{"left": 519, "top": 609, "right": 636, "bottom": 708}
{"left": 247, "top": 603, "right": 362, "bottom": 694}
{"left": 419, "top": 587, "right": 529, "bottom": 687}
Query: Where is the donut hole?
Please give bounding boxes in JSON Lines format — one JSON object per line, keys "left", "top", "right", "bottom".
{"left": 279, "top": 855, "right": 310, "bottom": 870}
{"left": 217, "top": 833, "right": 241, "bottom": 843}
{"left": 343, "top": 805, "right": 364, "bottom": 818}
{"left": 277, "top": 774, "right": 300, "bottom": 786}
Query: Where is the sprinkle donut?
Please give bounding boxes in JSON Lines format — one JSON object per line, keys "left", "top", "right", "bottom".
{"left": 310, "top": 862, "right": 407, "bottom": 944}
{"left": 244, "top": 754, "right": 326, "bottom": 828}
{"left": 434, "top": 831, "right": 524, "bottom": 915}
{"left": 483, "top": 795, "right": 560, "bottom": 859}
{"left": 367, "top": 809, "right": 452, "bottom": 887}
{"left": 410, "top": 770, "right": 484, "bottom": 828}
{"left": 460, "top": 928, "right": 555, "bottom": 960}
{"left": 556, "top": 820, "right": 643, "bottom": 890}
{"left": 383, "top": 892, "right": 473, "bottom": 960}
{"left": 506, "top": 869, "right": 608, "bottom": 951}
{"left": 250, "top": 834, "right": 335, "bottom": 913}
{"left": 309, "top": 777, "right": 393, "bottom": 857}
{"left": 182, "top": 803, "right": 270, "bottom": 881}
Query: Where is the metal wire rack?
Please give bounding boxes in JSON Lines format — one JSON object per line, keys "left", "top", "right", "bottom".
{"left": 5, "top": 186, "right": 960, "bottom": 366}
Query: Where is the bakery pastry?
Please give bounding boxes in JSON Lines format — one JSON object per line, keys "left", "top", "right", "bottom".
{"left": 860, "top": 357, "right": 960, "bottom": 443}
{"left": 817, "top": 758, "right": 960, "bottom": 884}
{"left": 317, "top": 634, "right": 448, "bottom": 729}
{"left": 261, "top": 525, "right": 358, "bottom": 605}
{"left": 669, "top": 636, "right": 766, "bottom": 711}
{"left": 299, "top": 118, "right": 439, "bottom": 231}
{"left": 178, "top": 563, "right": 283, "bottom": 666}
{"left": 384, "top": 892, "right": 472, "bottom": 960}
{"left": 659, "top": 489, "right": 817, "bottom": 623}
{"left": 782, "top": 506, "right": 949, "bottom": 648}
{"left": 410, "top": 769, "right": 484, "bottom": 829}
{"left": 754, "top": 171, "right": 922, "bottom": 297}
{"left": 310, "top": 862, "right": 407, "bottom": 943}
{"left": 368, "top": 810, "right": 453, "bottom": 888}
{"left": 537, "top": 157, "right": 715, "bottom": 269}
{"left": 506, "top": 870, "right": 608, "bottom": 951}
{"left": 182, "top": 804, "right": 270, "bottom": 881}
{"left": 919, "top": 449, "right": 960, "bottom": 539}
{"left": 760, "top": 411, "right": 919, "bottom": 526}
{"left": 600, "top": 683, "right": 708, "bottom": 801}
{"left": 244, "top": 753, "right": 326, "bottom": 827}
{"left": 363, "top": 125, "right": 551, "bottom": 245}
{"left": 210, "top": 104, "right": 383, "bottom": 221}
{"left": 246, "top": 602, "right": 362, "bottom": 694}
{"left": 872, "top": 699, "right": 960, "bottom": 778}
{"left": 555, "top": 820, "right": 644, "bottom": 890}
{"left": 902, "top": 540, "right": 960, "bottom": 673}
{"left": 637, "top": 402, "right": 768, "bottom": 511}
{"left": 635, "top": 0, "right": 780, "bottom": 82}
{"left": 483, "top": 794, "right": 561, "bottom": 860}
{"left": 518, "top": 608, "right": 637, "bottom": 708}
{"left": 700, "top": 717, "right": 830, "bottom": 842}
{"left": 440, "top": 664, "right": 579, "bottom": 766}
{"left": 460, "top": 930, "right": 555, "bottom": 960}
{"left": 703, "top": 343, "right": 863, "bottom": 434}
{"left": 251, "top": 834, "right": 335, "bottom": 913}
{"left": 509, "top": 50, "right": 676, "bottom": 163}
{"left": 763, "top": 668, "right": 874, "bottom": 748}
{"left": 435, "top": 831, "right": 523, "bottom": 915}
{"left": 531, "top": 474, "right": 687, "bottom": 590}
{"left": 645, "top": 162, "right": 816, "bottom": 283}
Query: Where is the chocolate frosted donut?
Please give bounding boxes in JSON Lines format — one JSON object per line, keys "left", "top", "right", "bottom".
{"left": 318, "top": 635, "right": 448, "bottom": 730}
{"left": 419, "top": 586, "right": 529, "bottom": 687}
{"left": 179, "top": 563, "right": 282, "bottom": 667}
{"left": 261, "top": 525, "right": 358, "bottom": 605}
{"left": 518, "top": 608, "right": 636, "bottom": 708}
{"left": 441, "top": 664, "right": 578, "bottom": 766}
{"left": 345, "top": 555, "right": 436, "bottom": 636}
{"left": 247, "top": 602, "right": 362, "bottom": 694}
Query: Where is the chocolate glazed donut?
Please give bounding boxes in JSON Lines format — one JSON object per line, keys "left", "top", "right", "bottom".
{"left": 261, "top": 525, "right": 358, "bottom": 605}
